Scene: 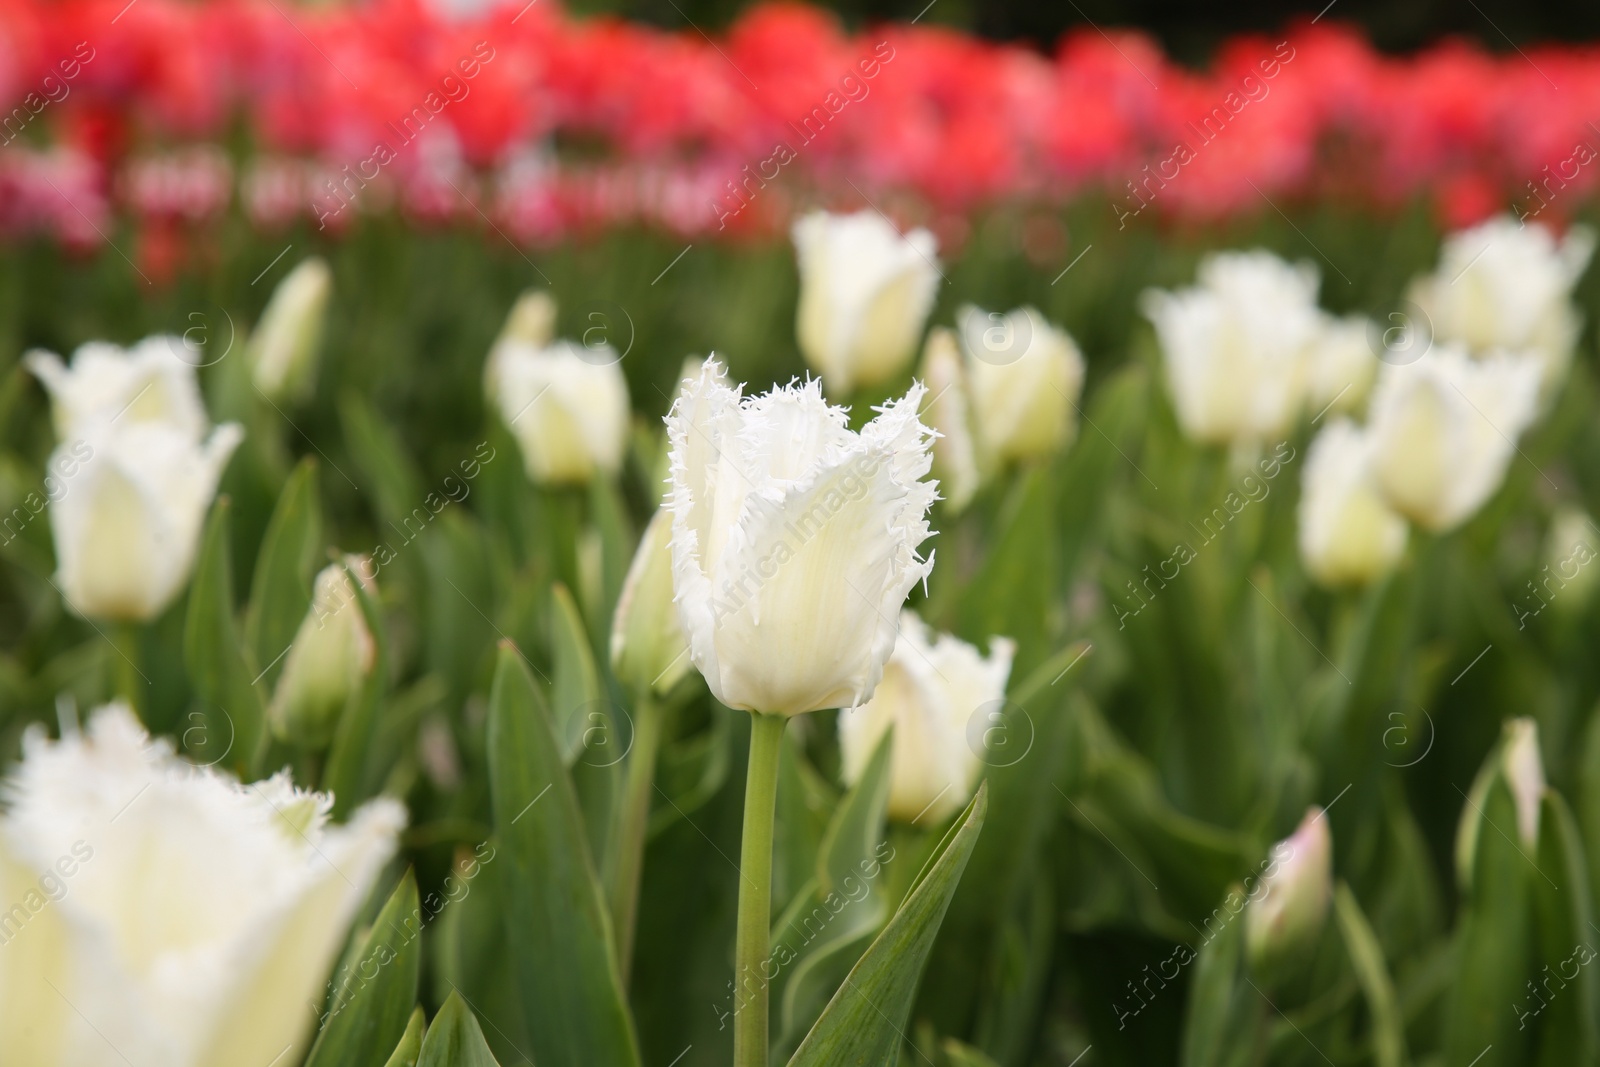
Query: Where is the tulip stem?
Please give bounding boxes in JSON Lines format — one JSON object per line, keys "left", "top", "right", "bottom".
{"left": 610, "top": 689, "right": 662, "bottom": 985}
{"left": 734, "top": 712, "right": 786, "bottom": 1067}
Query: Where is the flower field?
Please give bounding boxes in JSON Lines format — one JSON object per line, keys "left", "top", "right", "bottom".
{"left": 4, "top": 2, "right": 1600, "bottom": 1066}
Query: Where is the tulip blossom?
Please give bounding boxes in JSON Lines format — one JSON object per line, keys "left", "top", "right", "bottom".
{"left": 1305, "top": 312, "right": 1378, "bottom": 416}
{"left": 484, "top": 290, "right": 558, "bottom": 401}
{"left": 1297, "top": 420, "right": 1407, "bottom": 587}
{"left": 664, "top": 359, "right": 938, "bottom": 717}
{"left": 1365, "top": 346, "right": 1541, "bottom": 532}
{"left": 838, "top": 611, "right": 1014, "bottom": 824}
{"left": 792, "top": 209, "right": 941, "bottom": 395}
{"left": 489, "top": 338, "right": 630, "bottom": 486}
{"left": 610, "top": 506, "right": 692, "bottom": 696}
{"left": 1245, "top": 807, "right": 1332, "bottom": 979}
{"left": 1141, "top": 250, "right": 1322, "bottom": 445}
{"left": 26, "top": 336, "right": 210, "bottom": 443}
{"left": 1410, "top": 215, "right": 1595, "bottom": 394}
{"left": 0, "top": 703, "right": 404, "bottom": 1067}
{"left": 1456, "top": 717, "right": 1546, "bottom": 891}
{"left": 269, "top": 558, "right": 378, "bottom": 747}
{"left": 917, "top": 329, "right": 981, "bottom": 513}
{"left": 957, "top": 304, "right": 1085, "bottom": 465}
{"left": 249, "top": 257, "right": 332, "bottom": 402}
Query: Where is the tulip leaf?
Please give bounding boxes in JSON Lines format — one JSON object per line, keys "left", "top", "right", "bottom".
{"left": 418, "top": 991, "right": 502, "bottom": 1067}
{"left": 548, "top": 582, "right": 619, "bottom": 878}
{"left": 1179, "top": 883, "right": 1264, "bottom": 1067}
{"left": 1532, "top": 791, "right": 1599, "bottom": 1067}
{"left": 815, "top": 726, "right": 894, "bottom": 898}
{"left": 1333, "top": 881, "right": 1407, "bottom": 1067}
{"left": 787, "top": 782, "right": 987, "bottom": 1067}
{"left": 550, "top": 582, "right": 601, "bottom": 762}
{"left": 339, "top": 393, "right": 424, "bottom": 530}
{"left": 585, "top": 475, "right": 633, "bottom": 653}
{"left": 245, "top": 455, "right": 321, "bottom": 692}
{"left": 650, "top": 699, "right": 734, "bottom": 837}
{"left": 941, "top": 1037, "right": 1003, "bottom": 1067}
{"left": 487, "top": 642, "right": 642, "bottom": 1067}
{"left": 323, "top": 559, "right": 391, "bottom": 818}
{"left": 381, "top": 1007, "right": 425, "bottom": 1067}
{"left": 183, "top": 496, "right": 267, "bottom": 777}
{"left": 304, "top": 870, "right": 422, "bottom": 1067}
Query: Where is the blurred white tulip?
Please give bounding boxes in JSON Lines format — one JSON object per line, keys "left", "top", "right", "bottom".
{"left": 1305, "top": 312, "right": 1377, "bottom": 416}
{"left": 957, "top": 304, "right": 1085, "bottom": 465}
{"left": 269, "top": 558, "right": 378, "bottom": 747}
{"left": 1297, "top": 420, "right": 1407, "bottom": 587}
{"left": 1245, "top": 807, "right": 1332, "bottom": 979}
{"left": 1365, "top": 345, "right": 1541, "bottom": 532}
{"left": 838, "top": 611, "right": 1013, "bottom": 824}
{"left": 665, "top": 360, "right": 938, "bottom": 716}
{"left": 484, "top": 289, "right": 558, "bottom": 402}
{"left": 611, "top": 507, "right": 692, "bottom": 695}
{"left": 792, "top": 209, "right": 940, "bottom": 395}
{"left": 916, "top": 329, "right": 981, "bottom": 513}
{"left": 490, "top": 339, "right": 630, "bottom": 486}
{"left": 249, "top": 257, "right": 332, "bottom": 402}
{"left": 26, "top": 336, "right": 209, "bottom": 443}
{"left": 1543, "top": 506, "right": 1600, "bottom": 612}
{"left": 1410, "top": 215, "right": 1594, "bottom": 394}
{"left": 0, "top": 703, "right": 404, "bottom": 1067}
{"left": 1457, "top": 718, "right": 1546, "bottom": 891}
{"left": 1141, "top": 250, "right": 1321, "bottom": 445}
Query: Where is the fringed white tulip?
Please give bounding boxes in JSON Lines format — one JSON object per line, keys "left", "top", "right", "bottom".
{"left": 26, "top": 336, "right": 210, "bottom": 444}
{"left": 0, "top": 703, "right": 404, "bottom": 1067}
{"left": 1365, "top": 345, "right": 1541, "bottom": 532}
{"left": 838, "top": 611, "right": 1013, "bottom": 825}
{"left": 1245, "top": 807, "right": 1332, "bottom": 981}
{"left": 1297, "top": 420, "right": 1407, "bottom": 587}
{"left": 489, "top": 339, "right": 630, "bottom": 486}
{"left": 249, "top": 257, "right": 332, "bottom": 402}
{"left": 1141, "top": 250, "right": 1321, "bottom": 445}
{"left": 269, "top": 558, "right": 378, "bottom": 747}
{"left": 792, "top": 209, "right": 941, "bottom": 395}
{"left": 957, "top": 304, "right": 1085, "bottom": 465}
{"left": 917, "top": 329, "right": 981, "bottom": 513}
{"left": 1306, "top": 313, "right": 1378, "bottom": 416}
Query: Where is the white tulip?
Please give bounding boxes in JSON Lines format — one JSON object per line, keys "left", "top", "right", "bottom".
{"left": 610, "top": 506, "right": 692, "bottom": 695}
{"left": 1245, "top": 807, "right": 1332, "bottom": 978}
{"left": 26, "top": 336, "right": 209, "bottom": 444}
{"left": 1543, "top": 506, "right": 1600, "bottom": 612}
{"left": 1141, "top": 250, "right": 1322, "bottom": 445}
{"left": 1502, "top": 717, "right": 1546, "bottom": 847}
{"left": 269, "top": 558, "right": 378, "bottom": 747}
{"left": 916, "top": 329, "right": 981, "bottom": 513}
{"left": 792, "top": 209, "right": 941, "bottom": 395}
{"left": 1410, "top": 215, "right": 1594, "bottom": 393}
{"left": 838, "top": 611, "right": 1013, "bottom": 824}
{"left": 0, "top": 702, "right": 404, "bottom": 1067}
{"left": 1365, "top": 345, "right": 1541, "bottom": 532}
{"left": 249, "top": 257, "right": 332, "bottom": 402}
{"left": 490, "top": 339, "right": 630, "bottom": 486}
{"left": 665, "top": 360, "right": 938, "bottom": 716}
{"left": 1305, "top": 313, "right": 1377, "bottom": 416}
{"left": 51, "top": 420, "right": 243, "bottom": 621}
{"left": 957, "top": 304, "right": 1085, "bottom": 465}
{"left": 1297, "top": 420, "right": 1407, "bottom": 587}
{"left": 483, "top": 290, "right": 558, "bottom": 402}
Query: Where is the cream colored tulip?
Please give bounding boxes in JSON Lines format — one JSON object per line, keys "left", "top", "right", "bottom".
{"left": 1245, "top": 807, "right": 1332, "bottom": 979}
{"left": 1456, "top": 718, "right": 1545, "bottom": 892}
{"left": 1305, "top": 312, "right": 1378, "bottom": 416}
{"left": 27, "top": 336, "right": 210, "bottom": 444}
{"left": 957, "top": 304, "right": 1085, "bottom": 465}
{"left": 611, "top": 506, "right": 692, "bottom": 695}
{"left": 0, "top": 703, "right": 404, "bottom": 1067}
{"left": 916, "top": 329, "right": 981, "bottom": 513}
{"left": 484, "top": 289, "right": 558, "bottom": 402}
{"left": 792, "top": 209, "right": 941, "bottom": 395}
{"left": 249, "top": 257, "right": 332, "bottom": 401}
{"left": 838, "top": 611, "right": 1013, "bottom": 824}
{"left": 490, "top": 339, "right": 630, "bottom": 486}
{"left": 1297, "top": 420, "right": 1407, "bottom": 587}
{"left": 665, "top": 360, "right": 937, "bottom": 716}
{"left": 269, "top": 558, "right": 378, "bottom": 747}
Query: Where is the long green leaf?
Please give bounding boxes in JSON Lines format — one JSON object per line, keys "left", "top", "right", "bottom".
{"left": 304, "top": 871, "right": 423, "bottom": 1067}
{"left": 323, "top": 558, "right": 391, "bottom": 818}
{"left": 1333, "top": 881, "right": 1407, "bottom": 1067}
{"left": 246, "top": 455, "right": 321, "bottom": 690}
{"left": 418, "top": 992, "right": 502, "bottom": 1067}
{"left": 381, "top": 1008, "right": 425, "bottom": 1067}
{"left": 183, "top": 497, "right": 267, "bottom": 776}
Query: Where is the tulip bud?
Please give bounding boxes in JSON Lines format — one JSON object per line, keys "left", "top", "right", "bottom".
{"left": 1456, "top": 718, "right": 1545, "bottom": 891}
{"left": 489, "top": 339, "right": 630, "bottom": 486}
{"left": 1297, "top": 420, "right": 1407, "bottom": 587}
{"left": 26, "top": 336, "right": 209, "bottom": 443}
{"left": 957, "top": 304, "right": 1085, "bottom": 465}
{"left": 1245, "top": 807, "right": 1332, "bottom": 980}
{"left": 50, "top": 421, "right": 243, "bottom": 621}
{"left": 0, "top": 703, "right": 403, "bottom": 1067}
{"left": 838, "top": 611, "right": 1014, "bottom": 824}
{"left": 1544, "top": 507, "right": 1600, "bottom": 612}
{"left": 1365, "top": 345, "right": 1541, "bottom": 532}
{"left": 792, "top": 209, "right": 941, "bottom": 395}
{"left": 611, "top": 508, "right": 691, "bottom": 695}
{"left": 916, "top": 329, "right": 981, "bottom": 513}
{"left": 485, "top": 290, "right": 558, "bottom": 402}
{"left": 269, "top": 558, "right": 378, "bottom": 747}
{"left": 249, "top": 257, "right": 332, "bottom": 402}
{"left": 1305, "top": 312, "right": 1377, "bottom": 416}
{"left": 1141, "top": 250, "right": 1321, "bottom": 445}
{"left": 665, "top": 359, "right": 938, "bottom": 716}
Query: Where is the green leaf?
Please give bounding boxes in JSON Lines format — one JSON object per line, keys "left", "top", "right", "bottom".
{"left": 548, "top": 582, "right": 618, "bottom": 880}
{"left": 381, "top": 1008, "right": 426, "bottom": 1067}
{"left": 787, "top": 782, "right": 988, "bottom": 1067}
{"left": 323, "top": 558, "right": 392, "bottom": 818}
{"left": 815, "top": 728, "right": 894, "bottom": 898}
{"left": 584, "top": 475, "right": 633, "bottom": 653}
{"left": 245, "top": 456, "right": 321, "bottom": 691}
{"left": 487, "top": 642, "right": 641, "bottom": 1067}
{"left": 1333, "top": 881, "right": 1407, "bottom": 1067}
{"left": 339, "top": 393, "right": 423, "bottom": 529}
{"left": 1179, "top": 883, "right": 1263, "bottom": 1067}
{"left": 549, "top": 583, "right": 602, "bottom": 762}
{"left": 304, "top": 871, "right": 423, "bottom": 1067}
{"left": 941, "top": 1037, "right": 1002, "bottom": 1067}
{"left": 183, "top": 497, "right": 267, "bottom": 777}
{"left": 1532, "top": 791, "right": 1599, "bottom": 1067}
{"left": 417, "top": 992, "right": 502, "bottom": 1067}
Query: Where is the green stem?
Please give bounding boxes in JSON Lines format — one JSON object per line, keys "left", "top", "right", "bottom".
{"left": 734, "top": 712, "right": 786, "bottom": 1067}
{"left": 610, "top": 689, "right": 662, "bottom": 985}
{"left": 110, "top": 621, "right": 145, "bottom": 722}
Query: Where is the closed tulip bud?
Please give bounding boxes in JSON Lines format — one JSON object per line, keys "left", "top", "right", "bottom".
{"left": 1141, "top": 250, "right": 1321, "bottom": 445}
{"left": 665, "top": 359, "right": 938, "bottom": 716}
{"left": 1297, "top": 420, "right": 1407, "bottom": 587}
{"left": 489, "top": 339, "right": 630, "bottom": 486}
{"left": 1366, "top": 345, "right": 1541, "bottom": 532}
{"left": 838, "top": 611, "right": 1014, "bottom": 824}
{"left": 957, "top": 304, "right": 1085, "bottom": 465}
{"left": 249, "top": 257, "right": 332, "bottom": 402}
{"left": 611, "top": 507, "right": 692, "bottom": 695}
{"left": 1544, "top": 507, "right": 1600, "bottom": 612}
{"left": 1246, "top": 808, "right": 1332, "bottom": 980}
{"left": 917, "top": 329, "right": 981, "bottom": 513}
{"left": 484, "top": 290, "right": 559, "bottom": 401}
{"left": 1306, "top": 312, "right": 1378, "bottom": 416}
{"left": 0, "top": 703, "right": 403, "bottom": 1067}
{"left": 51, "top": 421, "right": 243, "bottom": 621}
{"left": 1456, "top": 718, "right": 1545, "bottom": 891}
{"left": 792, "top": 209, "right": 941, "bottom": 395}
{"left": 1410, "top": 216, "right": 1594, "bottom": 395}
{"left": 269, "top": 558, "right": 378, "bottom": 747}
{"left": 26, "top": 336, "right": 210, "bottom": 443}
